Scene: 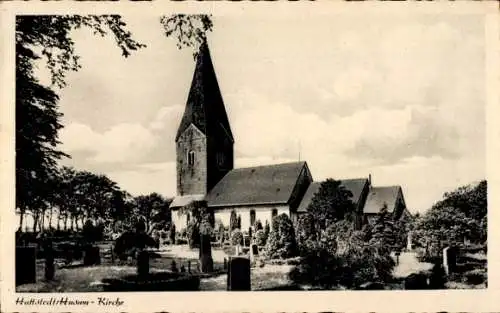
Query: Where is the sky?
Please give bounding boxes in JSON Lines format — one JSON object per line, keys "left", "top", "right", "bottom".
{"left": 38, "top": 13, "right": 486, "bottom": 214}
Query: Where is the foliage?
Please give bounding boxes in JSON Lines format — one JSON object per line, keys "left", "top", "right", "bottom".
{"left": 265, "top": 214, "right": 298, "bottom": 259}
{"left": 237, "top": 215, "right": 242, "bottom": 229}
{"left": 81, "top": 219, "right": 103, "bottom": 243}
{"left": 231, "top": 229, "right": 243, "bottom": 246}
{"left": 296, "top": 213, "right": 317, "bottom": 253}
{"left": 180, "top": 201, "right": 213, "bottom": 248}
{"left": 229, "top": 210, "right": 238, "bottom": 231}
{"left": 305, "top": 179, "right": 355, "bottom": 236}
{"left": 169, "top": 223, "right": 176, "bottom": 244}
{"left": 290, "top": 219, "right": 395, "bottom": 289}
{"left": 114, "top": 231, "right": 158, "bottom": 260}
{"left": 133, "top": 193, "right": 171, "bottom": 233}
{"left": 413, "top": 181, "right": 487, "bottom": 250}
{"left": 254, "top": 229, "right": 267, "bottom": 247}
{"left": 186, "top": 220, "right": 200, "bottom": 249}
{"left": 159, "top": 15, "right": 213, "bottom": 54}
{"left": 369, "top": 203, "right": 397, "bottom": 250}
{"left": 264, "top": 220, "right": 270, "bottom": 239}
{"left": 255, "top": 219, "right": 263, "bottom": 231}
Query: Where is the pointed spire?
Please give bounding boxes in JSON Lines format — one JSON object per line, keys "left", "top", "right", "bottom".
{"left": 176, "top": 41, "right": 234, "bottom": 143}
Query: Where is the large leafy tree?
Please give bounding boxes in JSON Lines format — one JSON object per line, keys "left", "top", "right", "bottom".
{"left": 133, "top": 192, "right": 171, "bottom": 233}
{"left": 305, "top": 179, "right": 355, "bottom": 238}
{"left": 413, "top": 180, "right": 487, "bottom": 248}
{"left": 15, "top": 15, "right": 213, "bottom": 229}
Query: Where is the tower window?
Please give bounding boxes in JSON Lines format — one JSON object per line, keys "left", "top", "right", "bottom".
{"left": 216, "top": 152, "right": 225, "bottom": 166}
{"left": 188, "top": 150, "right": 195, "bottom": 166}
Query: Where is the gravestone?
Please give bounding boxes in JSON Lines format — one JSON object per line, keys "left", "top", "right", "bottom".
{"left": 137, "top": 250, "right": 149, "bottom": 279}
{"left": 199, "top": 234, "right": 213, "bottom": 273}
{"left": 16, "top": 246, "right": 36, "bottom": 286}
{"left": 227, "top": 257, "right": 251, "bottom": 291}
{"left": 428, "top": 262, "right": 446, "bottom": 289}
{"left": 171, "top": 260, "right": 179, "bottom": 273}
{"left": 404, "top": 273, "right": 429, "bottom": 290}
{"left": 406, "top": 232, "right": 413, "bottom": 251}
{"left": 44, "top": 243, "right": 55, "bottom": 281}
{"left": 250, "top": 244, "right": 259, "bottom": 264}
{"left": 83, "top": 245, "right": 101, "bottom": 266}
{"left": 443, "top": 246, "right": 457, "bottom": 276}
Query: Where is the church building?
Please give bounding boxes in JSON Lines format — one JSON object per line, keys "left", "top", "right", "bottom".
{"left": 170, "top": 42, "right": 411, "bottom": 231}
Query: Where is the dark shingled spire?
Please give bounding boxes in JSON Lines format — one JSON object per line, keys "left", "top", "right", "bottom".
{"left": 176, "top": 41, "right": 234, "bottom": 142}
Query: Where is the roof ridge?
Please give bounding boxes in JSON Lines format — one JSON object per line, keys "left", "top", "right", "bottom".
{"left": 232, "top": 161, "right": 306, "bottom": 171}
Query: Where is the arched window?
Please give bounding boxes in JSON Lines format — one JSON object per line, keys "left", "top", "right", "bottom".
{"left": 271, "top": 208, "right": 278, "bottom": 219}
{"left": 250, "top": 210, "right": 256, "bottom": 226}
{"left": 188, "top": 150, "right": 195, "bottom": 166}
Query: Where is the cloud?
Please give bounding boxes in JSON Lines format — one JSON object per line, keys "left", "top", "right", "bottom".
{"left": 105, "top": 162, "right": 177, "bottom": 197}
{"left": 347, "top": 106, "right": 462, "bottom": 164}
{"left": 60, "top": 122, "right": 158, "bottom": 164}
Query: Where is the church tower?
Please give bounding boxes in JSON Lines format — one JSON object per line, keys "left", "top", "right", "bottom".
{"left": 175, "top": 42, "right": 234, "bottom": 196}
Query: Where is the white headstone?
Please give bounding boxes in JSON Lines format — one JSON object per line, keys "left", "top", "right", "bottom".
{"left": 443, "top": 247, "right": 450, "bottom": 276}
{"left": 407, "top": 232, "right": 413, "bottom": 251}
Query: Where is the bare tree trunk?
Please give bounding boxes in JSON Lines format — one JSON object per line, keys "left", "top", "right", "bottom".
{"left": 18, "top": 210, "right": 24, "bottom": 231}
{"left": 63, "top": 215, "right": 68, "bottom": 231}
{"left": 48, "top": 208, "right": 53, "bottom": 230}
{"left": 70, "top": 215, "right": 75, "bottom": 231}
{"left": 33, "top": 212, "right": 39, "bottom": 233}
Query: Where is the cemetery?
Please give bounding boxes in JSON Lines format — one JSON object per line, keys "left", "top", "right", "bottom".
{"left": 15, "top": 192, "right": 487, "bottom": 292}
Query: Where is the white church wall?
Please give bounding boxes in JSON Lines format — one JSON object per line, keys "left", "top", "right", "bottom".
{"left": 213, "top": 205, "right": 289, "bottom": 231}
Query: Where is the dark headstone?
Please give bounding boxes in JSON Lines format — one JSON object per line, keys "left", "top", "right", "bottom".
{"left": 199, "top": 234, "right": 213, "bottom": 273}
{"left": 171, "top": 260, "right": 179, "bottom": 273}
{"left": 16, "top": 246, "right": 36, "bottom": 286}
{"left": 137, "top": 250, "right": 149, "bottom": 279}
{"left": 188, "top": 261, "right": 191, "bottom": 273}
{"left": 428, "top": 262, "right": 446, "bottom": 289}
{"left": 444, "top": 246, "right": 458, "bottom": 274}
{"left": 404, "top": 273, "right": 429, "bottom": 290}
{"left": 180, "top": 264, "right": 186, "bottom": 273}
{"left": 251, "top": 244, "right": 259, "bottom": 256}
{"left": 44, "top": 244, "right": 55, "bottom": 281}
{"left": 227, "top": 257, "right": 251, "bottom": 291}
{"left": 83, "top": 245, "right": 101, "bottom": 266}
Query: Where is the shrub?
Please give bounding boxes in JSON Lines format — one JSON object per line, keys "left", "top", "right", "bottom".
{"left": 254, "top": 229, "right": 267, "bottom": 247}
{"left": 169, "top": 224, "right": 176, "bottom": 244}
{"left": 264, "top": 221, "right": 270, "bottom": 238}
{"left": 186, "top": 221, "right": 200, "bottom": 249}
{"left": 463, "top": 269, "right": 486, "bottom": 285}
{"left": 255, "top": 220, "right": 263, "bottom": 231}
{"left": 114, "top": 231, "right": 158, "bottom": 260}
{"left": 160, "top": 230, "right": 168, "bottom": 240}
{"left": 296, "top": 213, "right": 317, "bottom": 253}
{"left": 231, "top": 229, "right": 243, "bottom": 246}
{"left": 290, "top": 220, "right": 396, "bottom": 289}
{"left": 230, "top": 210, "right": 238, "bottom": 231}
{"left": 265, "top": 214, "right": 298, "bottom": 259}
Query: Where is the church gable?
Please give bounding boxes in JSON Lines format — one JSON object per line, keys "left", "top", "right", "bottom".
{"left": 296, "top": 178, "right": 369, "bottom": 213}
{"left": 363, "top": 186, "right": 405, "bottom": 215}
